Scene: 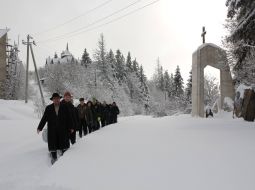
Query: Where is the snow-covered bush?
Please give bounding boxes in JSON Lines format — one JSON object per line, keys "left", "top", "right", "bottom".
{"left": 223, "top": 97, "right": 234, "bottom": 112}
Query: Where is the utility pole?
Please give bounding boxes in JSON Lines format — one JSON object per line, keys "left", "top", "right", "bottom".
{"left": 23, "top": 35, "right": 32, "bottom": 103}
{"left": 30, "top": 42, "right": 45, "bottom": 107}
{"left": 22, "top": 35, "right": 45, "bottom": 107}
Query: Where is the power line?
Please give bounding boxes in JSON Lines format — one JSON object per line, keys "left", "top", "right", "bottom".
{"left": 38, "top": 0, "right": 160, "bottom": 44}
{"left": 33, "top": 0, "right": 114, "bottom": 37}
{"left": 37, "top": 0, "right": 144, "bottom": 43}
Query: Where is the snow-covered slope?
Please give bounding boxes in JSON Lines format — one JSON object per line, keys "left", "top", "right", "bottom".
{"left": 0, "top": 100, "right": 255, "bottom": 190}
{"left": 0, "top": 100, "right": 37, "bottom": 120}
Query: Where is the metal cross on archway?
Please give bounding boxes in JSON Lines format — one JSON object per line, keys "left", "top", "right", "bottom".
{"left": 201, "top": 26, "right": 206, "bottom": 44}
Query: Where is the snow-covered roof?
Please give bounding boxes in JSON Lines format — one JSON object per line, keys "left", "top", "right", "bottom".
{"left": 61, "top": 49, "right": 72, "bottom": 58}
{"left": 0, "top": 29, "right": 9, "bottom": 38}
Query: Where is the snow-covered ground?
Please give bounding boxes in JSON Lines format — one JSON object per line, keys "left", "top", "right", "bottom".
{"left": 0, "top": 100, "right": 255, "bottom": 190}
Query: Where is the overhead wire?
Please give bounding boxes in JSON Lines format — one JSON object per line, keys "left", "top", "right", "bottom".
{"left": 33, "top": 0, "right": 114, "bottom": 37}
{"left": 38, "top": 0, "right": 160, "bottom": 44}
{"left": 37, "top": 0, "right": 144, "bottom": 43}
{"left": 48, "top": 0, "right": 161, "bottom": 43}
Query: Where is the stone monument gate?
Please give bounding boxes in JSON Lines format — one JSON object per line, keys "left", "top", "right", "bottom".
{"left": 192, "top": 43, "right": 235, "bottom": 117}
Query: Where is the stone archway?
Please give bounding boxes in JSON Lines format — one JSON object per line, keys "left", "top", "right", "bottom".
{"left": 191, "top": 43, "right": 235, "bottom": 117}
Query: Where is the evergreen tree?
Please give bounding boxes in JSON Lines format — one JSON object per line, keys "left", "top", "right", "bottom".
{"left": 169, "top": 73, "right": 175, "bottom": 98}
{"left": 173, "top": 65, "right": 184, "bottom": 97}
{"left": 81, "top": 48, "right": 92, "bottom": 68}
{"left": 115, "top": 49, "right": 126, "bottom": 82}
{"left": 94, "top": 33, "right": 107, "bottom": 70}
{"left": 54, "top": 52, "right": 58, "bottom": 59}
{"left": 132, "top": 58, "right": 139, "bottom": 73}
{"left": 106, "top": 49, "right": 116, "bottom": 69}
{"left": 139, "top": 65, "right": 145, "bottom": 84}
{"left": 226, "top": 0, "right": 255, "bottom": 45}
{"left": 126, "top": 52, "right": 132, "bottom": 71}
{"left": 163, "top": 70, "right": 170, "bottom": 99}
{"left": 225, "top": 0, "right": 255, "bottom": 82}
{"left": 138, "top": 65, "right": 149, "bottom": 104}
{"left": 153, "top": 57, "right": 164, "bottom": 91}
{"left": 159, "top": 66, "right": 164, "bottom": 91}
{"left": 185, "top": 70, "right": 192, "bottom": 102}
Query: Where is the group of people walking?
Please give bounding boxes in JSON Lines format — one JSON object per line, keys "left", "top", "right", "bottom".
{"left": 37, "top": 91, "right": 120, "bottom": 164}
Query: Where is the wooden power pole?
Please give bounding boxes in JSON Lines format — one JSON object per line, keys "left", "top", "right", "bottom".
{"left": 22, "top": 35, "right": 45, "bottom": 107}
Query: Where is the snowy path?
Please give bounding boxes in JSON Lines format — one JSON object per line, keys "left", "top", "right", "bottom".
{"left": 0, "top": 101, "right": 255, "bottom": 190}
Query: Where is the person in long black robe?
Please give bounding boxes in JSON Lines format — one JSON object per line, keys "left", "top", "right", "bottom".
{"left": 37, "top": 93, "right": 74, "bottom": 164}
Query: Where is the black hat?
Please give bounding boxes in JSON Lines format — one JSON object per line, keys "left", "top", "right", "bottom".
{"left": 79, "top": 98, "right": 84, "bottom": 101}
{"left": 50, "top": 93, "right": 62, "bottom": 100}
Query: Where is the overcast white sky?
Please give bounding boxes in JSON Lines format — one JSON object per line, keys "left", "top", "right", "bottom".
{"left": 0, "top": 0, "right": 227, "bottom": 82}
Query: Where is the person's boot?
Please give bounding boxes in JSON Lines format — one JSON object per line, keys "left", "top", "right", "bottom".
{"left": 51, "top": 151, "right": 57, "bottom": 165}
{"left": 60, "top": 149, "right": 66, "bottom": 156}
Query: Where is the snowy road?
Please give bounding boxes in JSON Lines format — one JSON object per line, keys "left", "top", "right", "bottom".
{"left": 0, "top": 100, "right": 255, "bottom": 190}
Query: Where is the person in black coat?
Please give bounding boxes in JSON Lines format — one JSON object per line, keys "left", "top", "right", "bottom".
{"left": 92, "top": 100, "right": 101, "bottom": 131}
{"left": 37, "top": 93, "right": 74, "bottom": 164}
{"left": 205, "top": 107, "right": 214, "bottom": 118}
{"left": 77, "top": 98, "right": 87, "bottom": 137}
{"left": 110, "top": 102, "right": 120, "bottom": 123}
{"left": 85, "top": 101, "right": 94, "bottom": 133}
{"left": 61, "top": 91, "right": 78, "bottom": 145}
{"left": 101, "top": 101, "right": 109, "bottom": 127}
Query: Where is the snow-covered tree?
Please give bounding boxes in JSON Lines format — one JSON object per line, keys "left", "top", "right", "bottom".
{"left": 204, "top": 74, "right": 220, "bottom": 106}
{"left": 173, "top": 65, "right": 184, "bottom": 97}
{"left": 153, "top": 58, "right": 164, "bottom": 91}
{"left": 126, "top": 52, "right": 132, "bottom": 71}
{"left": 226, "top": 0, "right": 255, "bottom": 46}
{"left": 132, "top": 58, "right": 139, "bottom": 73}
{"left": 81, "top": 48, "right": 92, "bottom": 68}
{"left": 185, "top": 70, "right": 192, "bottom": 102}
{"left": 115, "top": 49, "right": 126, "bottom": 82}
{"left": 94, "top": 33, "right": 107, "bottom": 70}
{"left": 4, "top": 45, "right": 26, "bottom": 100}
{"left": 163, "top": 70, "right": 170, "bottom": 99}
{"left": 224, "top": 0, "right": 255, "bottom": 85}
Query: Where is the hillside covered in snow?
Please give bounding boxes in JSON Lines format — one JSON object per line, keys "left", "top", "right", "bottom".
{"left": 0, "top": 100, "right": 255, "bottom": 190}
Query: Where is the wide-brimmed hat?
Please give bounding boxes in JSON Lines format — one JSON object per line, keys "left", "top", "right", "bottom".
{"left": 50, "top": 93, "right": 62, "bottom": 100}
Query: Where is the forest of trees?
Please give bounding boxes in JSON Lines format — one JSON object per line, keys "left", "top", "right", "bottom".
{"left": 38, "top": 34, "right": 193, "bottom": 116}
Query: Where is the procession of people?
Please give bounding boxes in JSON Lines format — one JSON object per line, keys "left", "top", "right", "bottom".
{"left": 37, "top": 91, "right": 120, "bottom": 164}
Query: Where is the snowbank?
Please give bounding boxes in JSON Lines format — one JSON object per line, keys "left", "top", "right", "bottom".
{"left": 236, "top": 84, "right": 251, "bottom": 99}
{"left": 0, "top": 99, "right": 37, "bottom": 120}
{"left": 1, "top": 101, "right": 255, "bottom": 190}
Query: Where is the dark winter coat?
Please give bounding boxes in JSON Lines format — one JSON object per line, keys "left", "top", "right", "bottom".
{"left": 61, "top": 100, "right": 79, "bottom": 130}
{"left": 37, "top": 103, "right": 73, "bottom": 151}
{"left": 110, "top": 105, "right": 120, "bottom": 123}
{"left": 77, "top": 104, "right": 86, "bottom": 119}
{"left": 94, "top": 103, "right": 102, "bottom": 119}
{"left": 84, "top": 106, "right": 94, "bottom": 126}
{"left": 92, "top": 103, "right": 101, "bottom": 130}
{"left": 101, "top": 104, "right": 110, "bottom": 121}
